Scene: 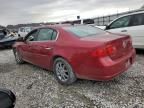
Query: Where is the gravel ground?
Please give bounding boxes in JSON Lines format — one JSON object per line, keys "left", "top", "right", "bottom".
{"left": 0, "top": 49, "right": 144, "bottom": 108}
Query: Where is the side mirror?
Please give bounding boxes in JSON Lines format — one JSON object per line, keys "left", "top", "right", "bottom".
{"left": 0, "top": 89, "right": 16, "bottom": 108}
{"left": 28, "top": 36, "right": 34, "bottom": 41}
{"left": 17, "top": 37, "right": 24, "bottom": 42}
{"left": 105, "top": 25, "right": 110, "bottom": 30}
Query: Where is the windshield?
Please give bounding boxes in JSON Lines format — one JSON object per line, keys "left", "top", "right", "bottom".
{"left": 63, "top": 25, "right": 106, "bottom": 37}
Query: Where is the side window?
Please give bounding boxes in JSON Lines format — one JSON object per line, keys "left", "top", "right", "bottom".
{"left": 109, "top": 16, "right": 131, "bottom": 29}
{"left": 26, "top": 30, "right": 38, "bottom": 41}
{"left": 131, "top": 13, "right": 144, "bottom": 26}
{"left": 37, "top": 28, "right": 57, "bottom": 41}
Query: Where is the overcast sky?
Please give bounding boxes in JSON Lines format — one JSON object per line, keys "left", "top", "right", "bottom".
{"left": 0, "top": 0, "right": 143, "bottom": 26}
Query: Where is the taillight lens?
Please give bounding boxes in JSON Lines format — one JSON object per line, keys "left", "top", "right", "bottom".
{"left": 91, "top": 45, "right": 117, "bottom": 57}
{"left": 91, "top": 48, "right": 107, "bottom": 57}
{"left": 106, "top": 45, "right": 116, "bottom": 55}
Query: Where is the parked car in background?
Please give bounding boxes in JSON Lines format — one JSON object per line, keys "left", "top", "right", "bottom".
{"left": 0, "top": 29, "right": 18, "bottom": 48}
{"left": 0, "top": 29, "right": 7, "bottom": 40}
{"left": 13, "top": 25, "right": 135, "bottom": 85}
{"left": 18, "top": 27, "right": 33, "bottom": 37}
{"left": 105, "top": 11, "right": 144, "bottom": 49}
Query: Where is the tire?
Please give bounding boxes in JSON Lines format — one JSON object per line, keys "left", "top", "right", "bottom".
{"left": 53, "top": 58, "right": 77, "bottom": 85}
{"left": 13, "top": 48, "right": 24, "bottom": 64}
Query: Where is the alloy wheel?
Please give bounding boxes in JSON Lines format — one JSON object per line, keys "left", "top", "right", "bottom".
{"left": 55, "top": 61, "right": 69, "bottom": 82}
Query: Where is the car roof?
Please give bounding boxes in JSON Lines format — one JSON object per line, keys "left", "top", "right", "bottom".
{"left": 119, "top": 10, "right": 144, "bottom": 18}
{"left": 34, "top": 24, "right": 87, "bottom": 30}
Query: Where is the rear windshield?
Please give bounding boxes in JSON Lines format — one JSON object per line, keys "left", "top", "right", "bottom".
{"left": 63, "top": 25, "right": 106, "bottom": 37}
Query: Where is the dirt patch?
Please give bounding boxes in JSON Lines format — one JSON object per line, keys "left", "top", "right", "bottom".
{"left": 0, "top": 63, "right": 16, "bottom": 73}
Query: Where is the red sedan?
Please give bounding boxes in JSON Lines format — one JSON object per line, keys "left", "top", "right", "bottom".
{"left": 13, "top": 25, "right": 135, "bottom": 85}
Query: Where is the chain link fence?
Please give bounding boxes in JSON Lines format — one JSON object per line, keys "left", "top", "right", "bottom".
{"left": 93, "top": 9, "right": 144, "bottom": 26}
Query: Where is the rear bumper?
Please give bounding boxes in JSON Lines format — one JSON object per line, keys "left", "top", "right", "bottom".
{"left": 76, "top": 49, "right": 136, "bottom": 81}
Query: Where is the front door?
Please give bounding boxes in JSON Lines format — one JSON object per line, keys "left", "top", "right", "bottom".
{"left": 29, "top": 28, "right": 58, "bottom": 69}
{"left": 107, "top": 15, "right": 131, "bottom": 34}
{"left": 20, "top": 29, "right": 39, "bottom": 63}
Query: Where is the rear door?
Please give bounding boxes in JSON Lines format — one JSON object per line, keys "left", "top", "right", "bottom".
{"left": 127, "top": 13, "right": 144, "bottom": 48}
{"left": 29, "top": 28, "right": 58, "bottom": 69}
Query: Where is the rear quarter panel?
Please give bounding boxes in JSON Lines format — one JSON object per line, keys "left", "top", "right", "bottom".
{"left": 51, "top": 29, "right": 104, "bottom": 77}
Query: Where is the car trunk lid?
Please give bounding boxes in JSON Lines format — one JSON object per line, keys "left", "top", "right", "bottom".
{"left": 81, "top": 33, "right": 133, "bottom": 60}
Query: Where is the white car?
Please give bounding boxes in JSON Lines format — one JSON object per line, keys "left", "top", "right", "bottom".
{"left": 18, "top": 27, "right": 33, "bottom": 37}
{"left": 105, "top": 11, "right": 144, "bottom": 49}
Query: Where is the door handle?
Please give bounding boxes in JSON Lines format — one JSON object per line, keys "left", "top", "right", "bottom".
{"left": 121, "top": 30, "right": 127, "bottom": 32}
{"left": 45, "top": 47, "right": 53, "bottom": 50}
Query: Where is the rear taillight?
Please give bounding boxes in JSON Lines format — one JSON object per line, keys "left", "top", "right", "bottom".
{"left": 91, "top": 45, "right": 117, "bottom": 57}
{"left": 106, "top": 45, "right": 117, "bottom": 55}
